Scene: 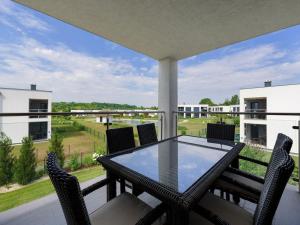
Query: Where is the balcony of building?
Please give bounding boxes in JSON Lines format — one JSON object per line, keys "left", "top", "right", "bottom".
{"left": 1, "top": 0, "right": 300, "bottom": 224}
{"left": 244, "top": 98, "right": 267, "bottom": 120}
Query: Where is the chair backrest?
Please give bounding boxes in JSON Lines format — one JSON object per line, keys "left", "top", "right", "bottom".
{"left": 106, "top": 127, "right": 135, "bottom": 154}
{"left": 137, "top": 123, "right": 158, "bottom": 146}
{"left": 265, "top": 133, "right": 293, "bottom": 177}
{"left": 206, "top": 123, "right": 235, "bottom": 141}
{"left": 47, "top": 153, "right": 91, "bottom": 225}
{"left": 253, "top": 147, "right": 294, "bottom": 225}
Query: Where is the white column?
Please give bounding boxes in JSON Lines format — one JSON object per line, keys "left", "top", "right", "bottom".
{"left": 158, "top": 58, "right": 178, "bottom": 138}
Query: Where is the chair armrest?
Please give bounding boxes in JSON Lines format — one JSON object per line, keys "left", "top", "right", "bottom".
{"left": 226, "top": 167, "right": 265, "bottom": 184}
{"left": 82, "top": 178, "right": 110, "bottom": 196}
{"left": 135, "top": 203, "right": 166, "bottom": 225}
{"left": 238, "top": 155, "right": 269, "bottom": 167}
{"left": 193, "top": 204, "right": 230, "bottom": 225}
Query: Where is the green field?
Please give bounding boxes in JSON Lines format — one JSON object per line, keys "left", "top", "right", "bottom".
{"left": 0, "top": 166, "right": 104, "bottom": 212}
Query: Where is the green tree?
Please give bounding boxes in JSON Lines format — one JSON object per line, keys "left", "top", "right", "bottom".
{"left": 223, "top": 98, "right": 231, "bottom": 106}
{"left": 230, "top": 95, "right": 240, "bottom": 105}
{"left": 0, "top": 132, "right": 14, "bottom": 186}
{"left": 49, "top": 133, "right": 65, "bottom": 167}
{"left": 15, "top": 137, "right": 36, "bottom": 185}
{"left": 199, "top": 98, "right": 215, "bottom": 106}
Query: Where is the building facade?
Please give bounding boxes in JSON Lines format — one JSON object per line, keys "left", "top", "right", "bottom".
{"left": 240, "top": 83, "right": 300, "bottom": 153}
{"left": 178, "top": 104, "right": 240, "bottom": 118}
{"left": 177, "top": 104, "right": 209, "bottom": 118}
{"left": 0, "top": 85, "right": 52, "bottom": 144}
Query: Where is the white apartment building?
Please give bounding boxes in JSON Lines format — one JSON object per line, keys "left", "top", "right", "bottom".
{"left": 96, "top": 115, "right": 113, "bottom": 124}
{"left": 178, "top": 104, "right": 209, "bottom": 118}
{"left": 178, "top": 104, "right": 240, "bottom": 118}
{"left": 240, "top": 82, "right": 300, "bottom": 153}
{"left": 0, "top": 85, "right": 52, "bottom": 144}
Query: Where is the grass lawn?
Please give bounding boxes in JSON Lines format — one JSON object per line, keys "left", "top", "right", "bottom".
{"left": 0, "top": 166, "right": 104, "bottom": 212}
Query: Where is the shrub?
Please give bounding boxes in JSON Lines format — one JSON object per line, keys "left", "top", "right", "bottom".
{"left": 35, "top": 169, "right": 45, "bottom": 180}
{"left": 233, "top": 117, "right": 240, "bottom": 126}
{"left": 49, "top": 132, "right": 65, "bottom": 167}
{"left": 68, "top": 153, "right": 80, "bottom": 171}
{"left": 15, "top": 137, "right": 37, "bottom": 185}
{"left": 82, "top": 154, "right": 96, "bottom": 167}
{"left": 0, "top": 132, "right": 15, "bottom": 186}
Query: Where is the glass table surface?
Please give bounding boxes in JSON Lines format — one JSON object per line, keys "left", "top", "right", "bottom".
{"left": 176, "top": 135, "right": 235, "bottom": 151}
{"left": 111, "top": 138, "right": 230, "bottom": 193}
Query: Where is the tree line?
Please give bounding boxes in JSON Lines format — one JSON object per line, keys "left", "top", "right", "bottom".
{"left": 199, "top": 95, "right": 239, "bottom": 106}
{"left": 52, "top": 102, "right": 158, "bottom": 112}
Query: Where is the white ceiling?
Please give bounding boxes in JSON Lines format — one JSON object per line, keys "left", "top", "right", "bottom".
{"left": 14, "top": 0, "right": 300, "bottom": 60}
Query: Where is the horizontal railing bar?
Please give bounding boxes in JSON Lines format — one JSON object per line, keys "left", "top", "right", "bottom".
{"left": 0, "top": 110, "right": 165, "bottom": 117}
{"left": 174, "top": 111, "right": 300, "bottom": 116}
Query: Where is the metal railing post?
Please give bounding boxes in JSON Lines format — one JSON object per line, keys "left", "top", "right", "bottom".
{"left": 298, "top": 120, "right": 300, "bottom": 192}
{"left": 175, "top": 113, "right": 178, "bottom": 136}
{"left": 160, "top": 113, "right": 163, "bottom": 140}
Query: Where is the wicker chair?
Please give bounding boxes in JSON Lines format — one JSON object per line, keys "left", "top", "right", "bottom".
{"left": 106, "top": 127, "right": 135, "bottom": 153}
{"left": 47, "top": 152, "right": 165, "bottom": 225}
{"left": 190, "top": 146, "right": 294, "bottom": 225}
{"left": 206, "top": 123, "right": 235, "bottom": 141}
{"left": 106, "top": 127, "right": 142, "bottom": 194}
{"left": 137, "top": 123, "right": 158, "bottom": 146}
{"left": 214, "top": 133, "right": 293, "bottom": 203}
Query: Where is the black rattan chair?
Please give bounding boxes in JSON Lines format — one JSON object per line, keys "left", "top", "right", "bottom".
{"left": 47, "top": 152, "right": 165, "bottom": 225}
{"left": 214, "top": 133, "right": 293, "bottom": 203}
{"left": 137, "top": 123, "right": 158, "bottom": 146}
{"left": 106, "top": 127, "right": 141, "bottom": 194}
{"left": 207, "top": 123, "right": 235, "bottom": 141}
{"left": 106, "top": 127, "right": 136, "bottom": 153}
{"left": 190, "top": 146, "right": 294, "bottom": 225}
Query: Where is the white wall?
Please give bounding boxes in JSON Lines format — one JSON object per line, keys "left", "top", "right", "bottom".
{"left": 0, "top": 88, "right": 52, "bottom": 144}
{"left": 240, "top": 84, "right": 300, "bottom": 153}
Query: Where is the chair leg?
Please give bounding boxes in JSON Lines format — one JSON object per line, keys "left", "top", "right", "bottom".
{"left": 220, "top": 189, "right": 224, "bottom": 199}
{"left": 233, "top": 195, "right": 240, "bottom": 204}
{"left": 132, "top": 184, "right": 143, "bottom": 196}
{"left": 226, "top": 192, "right": 230, "bottom": 201}
{"left": 120, "top": 179, "right": 126, "bottom": 193}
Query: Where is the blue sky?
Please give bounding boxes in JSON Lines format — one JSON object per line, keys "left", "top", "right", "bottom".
{"left": 1, "top": 0, "right": 300, "bottom": 106}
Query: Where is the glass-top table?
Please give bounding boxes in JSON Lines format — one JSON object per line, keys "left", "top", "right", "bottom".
{"left": 98, "top": 135, "right": 245, "bottom": 225}
{"left": 111, "top": 138, "right": 229, "bottom": 193}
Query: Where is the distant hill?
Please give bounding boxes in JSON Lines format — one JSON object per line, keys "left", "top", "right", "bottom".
{"left": 52, "top": 102, "right": 157, "bottom": 112}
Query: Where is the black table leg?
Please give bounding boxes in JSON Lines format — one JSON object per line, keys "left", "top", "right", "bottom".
{"left": 231, "top": 157, "right": 240, "bottom": 204}
{"left": 106, "top": 170, "right": 116, "bottom": 201}
{"left": 167, "top": 206, "right": 189, "bottom": 225}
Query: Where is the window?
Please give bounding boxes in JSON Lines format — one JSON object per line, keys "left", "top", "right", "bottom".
{"left": 186, "top": 107, "right": 191, "bottom": 118}
{"left": 194, "top": 107, "right": 199, "bottom": 118}
{"left": 29, "top": 99, "right": 48, "bottom": 118}
{"left": 178, "top": 107, "right": 184, "bottom": 118}
{"left": 29, "top": 122, "right": 48, "bottom": 140}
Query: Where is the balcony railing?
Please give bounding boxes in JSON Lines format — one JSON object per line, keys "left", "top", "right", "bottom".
{"left": 244, "top": 109, "right": 267, "bottom": 120}
{"left": 29, "top": 108, "right": 48, "bottom": 118}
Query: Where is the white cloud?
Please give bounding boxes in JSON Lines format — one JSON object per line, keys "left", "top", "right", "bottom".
{"left": 0, "top": 0, "right": 51, "bottom": 32}
{"left": 0, "top": 37, "right": 158, "bottom": 106}
{"left": 178, "top": 44, "right": 300, "bottom": 104}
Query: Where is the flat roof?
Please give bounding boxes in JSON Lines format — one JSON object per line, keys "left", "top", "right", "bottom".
{"left": 241, "top": 83, "right": 300, "bottom": 90}
{"left": 14, "top": 0, "right": 300, "bottom": 60}
{"left": 0, "top": 87, "right": 52, "bottom": 93}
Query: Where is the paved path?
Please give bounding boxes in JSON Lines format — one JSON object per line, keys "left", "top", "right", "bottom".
{"left": 0, "top": 176, "right": 107, "bottom": 225}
